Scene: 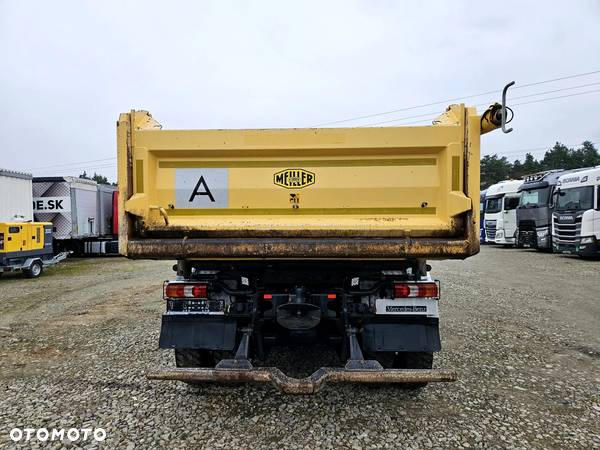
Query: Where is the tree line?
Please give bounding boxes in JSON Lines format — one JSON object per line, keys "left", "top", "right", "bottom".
{"left": 79, "top": 171, "right": 117, "bottom": 186}
{"left": 481, "top": 141, "right": 599, "bottom": 189}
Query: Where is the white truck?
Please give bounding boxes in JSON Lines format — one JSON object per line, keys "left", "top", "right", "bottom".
{"left": 552, "top": 166, "right": 600, "bottom": 257}
{"left": 484, "top": 179, "right": 523, "bottom": 245}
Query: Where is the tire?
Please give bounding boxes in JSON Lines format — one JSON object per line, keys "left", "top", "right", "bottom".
{"left": 25, "top": 261, "right": 43, "bottom": 279}
{"left": 175, "top": 349, "right": 215, "bottom": 368}
{"left": 174, "top": 349, "right": 214, "bottom": 387}
{"left": 394, "top": 352, "right": 434, "bottom": 369}
{"left": 393, "top": 352, "right": 434, "bottom": 389}
{"left": 175, "top": 349, "right": 241, "bottom": 387}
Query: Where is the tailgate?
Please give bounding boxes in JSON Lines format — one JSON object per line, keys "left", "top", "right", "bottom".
{"left": 118, "top": 105, "right": 481, "bottom": 259}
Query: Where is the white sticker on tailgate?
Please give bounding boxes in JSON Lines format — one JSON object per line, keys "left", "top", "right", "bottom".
{"left": 175, "top": 169, "right": 228, "bottom": 208}
{"left": 375, "top": 298, "right": 439, "bottom": 317}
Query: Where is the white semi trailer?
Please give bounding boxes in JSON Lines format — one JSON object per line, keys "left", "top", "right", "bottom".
{"left": 484, "top": 179, "right": 523, "bottom": 245}
{"left": 32, "top": 176, "right": 118, "bottom": 255}
{"left": 553, "top": 166, "right": 600, "bottom": 257}
{"left": 0, "top": 169, "right": 33, "bottom": 222}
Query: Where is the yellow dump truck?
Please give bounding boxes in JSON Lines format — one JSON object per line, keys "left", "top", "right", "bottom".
{"left": 118, "top": 87, "right": 512, "bottom": 393}
{"left": 0, "top": 222, "right": 67, "bottom": 278}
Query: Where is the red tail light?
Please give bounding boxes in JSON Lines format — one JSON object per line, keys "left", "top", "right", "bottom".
{"left": 394, "top": 282, "right": 439, "bottom": 299}
{"left": 394, "top": 284, "right": 411, "bottom": 298}
{"left": 191, "top": 285, "right": 207, "bottom": 298}
{"left": 164, "top": 283, "right": 208, "bottom": 299}
{"left": 327, "top": 293, "right": 337, "bottom": 299}
{"left": 263, "top": 293, "right": 273, "bottom": 300}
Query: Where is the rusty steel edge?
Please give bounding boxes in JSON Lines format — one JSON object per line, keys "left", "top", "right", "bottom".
{"left": 126, "top": 236, "right": 477, "bottom": 260}
{"left": 147, "top": 367, "right": 458, "bottom": 394}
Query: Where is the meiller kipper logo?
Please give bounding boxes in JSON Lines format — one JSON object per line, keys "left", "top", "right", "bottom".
{"left": 274, "top": 169, "right": 315, "bottom": 189}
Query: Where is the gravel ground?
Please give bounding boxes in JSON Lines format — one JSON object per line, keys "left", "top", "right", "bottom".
{"left": 0, "top": 248, "right": 599, "bottom": 449}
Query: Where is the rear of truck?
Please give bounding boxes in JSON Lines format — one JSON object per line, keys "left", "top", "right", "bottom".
{"left": 118, "top": 103, "right": 503, "bottom": 393}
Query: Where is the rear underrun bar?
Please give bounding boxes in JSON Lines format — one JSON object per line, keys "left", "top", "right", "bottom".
{"left": 146, "top": 366, "right": 458, "bottom": 395}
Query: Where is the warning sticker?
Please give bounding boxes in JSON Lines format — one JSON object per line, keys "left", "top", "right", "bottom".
{"left": 175, "top": 169, "right": 228, "bottom": 208}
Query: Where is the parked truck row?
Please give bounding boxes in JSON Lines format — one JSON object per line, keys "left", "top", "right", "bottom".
{"left": 482, "top": 166, "right": 600, "bottom": 257}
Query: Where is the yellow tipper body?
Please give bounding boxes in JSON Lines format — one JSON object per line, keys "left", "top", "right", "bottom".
{"left": 117, "top": 105, "right": 488, "bottom": 260}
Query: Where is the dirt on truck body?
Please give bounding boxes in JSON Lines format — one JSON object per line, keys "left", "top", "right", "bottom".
{"left": 117, "top": 91, "right": 511, "bottom": 393}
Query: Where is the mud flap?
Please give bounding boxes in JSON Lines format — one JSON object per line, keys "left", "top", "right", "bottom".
{"left": 158, "top": 315, "right": 236, "bottom": 350}
{"left": 362, "top": 323, "right": 441, "bottom": 353}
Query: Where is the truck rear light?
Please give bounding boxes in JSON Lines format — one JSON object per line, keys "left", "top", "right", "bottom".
{"left": 164, "top": 283, "right": 208, "bottom": 299}
{"left": 394, "top": 284, "right": 411, "bottom": 298}
{"left": 417, "top": 283, "right": 439, "bottom": 298}
{"left": 327, "top": 293, "right": 337, "bottom": 299}
{"left": 263, "top": 293, "right": 273, "bottom": 300}
{"left": 394, "top": 282, "right": 439, "bottom": 299}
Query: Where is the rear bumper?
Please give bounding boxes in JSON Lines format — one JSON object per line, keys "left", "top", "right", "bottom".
{"left": 147, "top": 364, "right": 457, "bottom": 394}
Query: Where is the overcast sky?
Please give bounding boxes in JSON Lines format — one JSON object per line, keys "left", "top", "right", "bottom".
{"left": 1, "top": 0, "right": 600, "bottom": 182}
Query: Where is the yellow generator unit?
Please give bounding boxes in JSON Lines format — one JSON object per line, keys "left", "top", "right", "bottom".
{"left": 0, "top": 222, "right": 67, "bottom": 278}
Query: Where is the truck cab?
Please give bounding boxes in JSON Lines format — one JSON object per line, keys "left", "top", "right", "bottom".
{"left": 552, "top": 166, "right": 600, "bottom": 256}
{"left": 516, "top": 170, "right": 576, "bottom": 250}
{"left": 484, "top": 179, "right": 523, "bottom": 245}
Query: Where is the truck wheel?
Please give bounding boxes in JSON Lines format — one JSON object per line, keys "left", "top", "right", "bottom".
{"left": 25, "top": 261, "right": 43, "bottom": 279}
{"left": 175, "top": 349, "right": 241, "bottom": 387}
{"left": 175, "top": 349, "right": 214, "bottom": 368}
{"left": 393, "top": 352, "right": 434, "bottom": 389}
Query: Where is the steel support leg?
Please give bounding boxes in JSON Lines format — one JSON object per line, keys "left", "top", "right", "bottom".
{"left": 216, "top": 327, "right": 253, "bottom": 370}
{"left": 344, "top": 327, "right": 383, "bottom": 371}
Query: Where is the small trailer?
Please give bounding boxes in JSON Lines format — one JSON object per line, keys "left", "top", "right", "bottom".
{"left": 0, "top": 222, "right": 67, "bottom": 278}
